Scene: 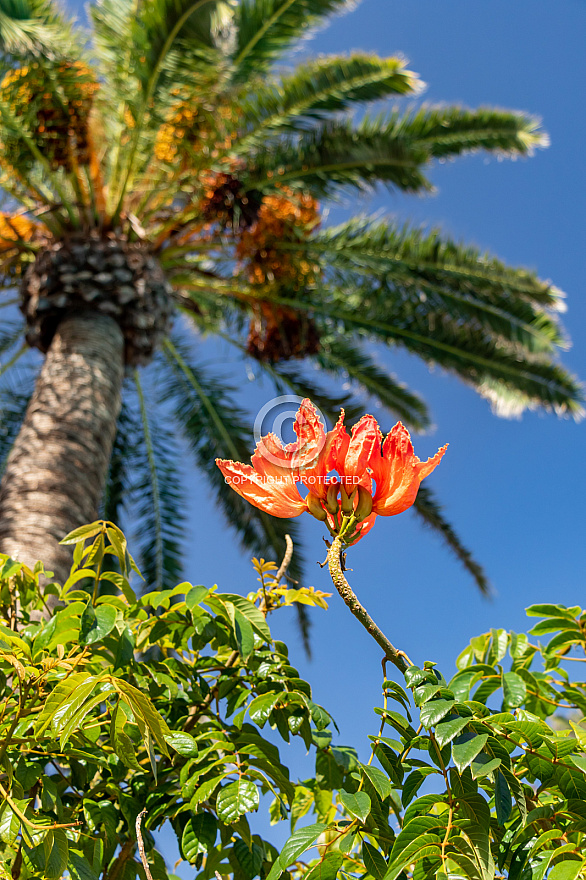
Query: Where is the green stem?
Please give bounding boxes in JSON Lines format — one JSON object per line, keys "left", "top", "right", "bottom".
{"left": 327, "top": 535, "right": 409, "bottom": 673}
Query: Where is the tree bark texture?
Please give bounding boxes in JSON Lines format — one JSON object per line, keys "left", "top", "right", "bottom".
{"left": 0, "top": 313, "right": 124, "bottom": 583}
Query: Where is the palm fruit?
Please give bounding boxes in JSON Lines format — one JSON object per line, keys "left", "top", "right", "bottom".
{"left": 236, "top": 188, "right": 321, "bottom": 285}
{"left": 200, "top": 171, "right": 263, "bottom": 231}
{"left": 237, "top": 188, "right": 322, "bottom": 361}
{"left": 246, "top": 301, "right": 320, "bottom": 363}
{"left": 0, "top": 62, "right": 98, "bottom": 171}
{"left": 0, "top": 213, "right": 40, "bottom": 284}
{"left": 154, "top": 94, "right": 240, "bottom": 165}
{"left": 0, "top": 213, "right": 38, "bottom": 251}
{"left": 20, "top": 231, "right": 174, "bottom": 366}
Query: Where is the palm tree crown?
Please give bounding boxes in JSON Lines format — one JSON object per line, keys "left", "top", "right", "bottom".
{"left": 0, "top": 0, "right": 582, "bottom": 612}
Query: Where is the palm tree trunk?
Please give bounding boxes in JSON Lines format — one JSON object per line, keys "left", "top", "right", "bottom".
{"left": 0, "top": 313, "right": 124, "bottom": 583}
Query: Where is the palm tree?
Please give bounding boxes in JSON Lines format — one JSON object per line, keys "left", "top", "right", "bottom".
{"left": 0, "top": 0, "right": 582, "bottom": 610}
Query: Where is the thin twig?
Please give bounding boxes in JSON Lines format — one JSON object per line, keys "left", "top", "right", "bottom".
{"left": 327, "top": 535, "right": 410, "bottom": 674}
{"left": 275, "top": 534, "right": 294, "bottom": 585}
{"left": 135, "top": 810, "right": 153, "bottom": 880}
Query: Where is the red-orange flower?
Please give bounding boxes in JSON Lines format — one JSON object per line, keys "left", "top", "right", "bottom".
{"left": 216, "top": 399, "right": 447, "bottom": 544}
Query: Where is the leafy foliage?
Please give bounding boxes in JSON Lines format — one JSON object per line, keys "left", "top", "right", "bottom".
{"left": 1, "top": 525, "right": 586, "bottom": 880}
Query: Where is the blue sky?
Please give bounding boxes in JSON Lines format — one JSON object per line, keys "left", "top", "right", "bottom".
{"left": 65, "top": 0, "right": 586, "bottom": 839}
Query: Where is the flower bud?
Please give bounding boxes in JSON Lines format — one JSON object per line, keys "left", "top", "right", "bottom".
{"left": 354, "top": 484, "right": 373, "bottom": 521}
{"left": 307, "top": 492, "right": 327, "bottom": 521}
{"left": 325, "top": 481, "right": 340, "bottom": 515}
{"left": 340, "top": 484, "right": 357, "bottom": 515}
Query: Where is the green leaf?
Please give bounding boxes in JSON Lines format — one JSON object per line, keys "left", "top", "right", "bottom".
{"left": 362, "top": 842, "right": 387, "bottom": 880}
{"left": 38, "top": 829, "right": 69, "bottom": 879}
{"left": 470, "top": 754, "right": 501, "bottom": 780}
{"left": 526, "top": 604, "right": 577, "bottom": 620}
{"left": 248, "top": 692, "right": 281, "bottom": 727}
{"left": 112, "top": 728, "right": 140, "bottom": 770}
{"left": 113, "top": 680, "right": 170, "bottom": 755}
{"left": 386, "top": 830, "right": 443, "bottom": 880}
{"left": 0, "top": 803, "right": 19, "bottom": 845}
{"left": 215, "top": 779, "right": 259, "bottom": 822}
{"left": 80, "top": 603, "right": 117, "bottom": 645}
{"left": 68, "top": 850, "right": 100, "bottom": 880}
{"left": 234, "top": 607, "right": 255, "bottom": 660}
{"left": 434, "top": 715, "right": 470, "bottom": 748}
{"left": 35, "top": 672, "right": 95, "bottom": 736}
{"left": 186, "top": 585, "right": 211, "bottom": 611}
{"left": 494, "top": 769, "right": 512, "bottom": 825}
{"left": 100, "top": 570, "right": 137, "bottom": 604}
{"left": 339, "top": 789, "right": 371, "bottom": 823}
{"left": 277, "top": 823, "right": 327, "bottom": 871}
{"left": 165, "top": 731, "right": 199, "bottom": 757}
{"left": 60, "top": 522, "right": 104, "bottom": 545}
{"left": 452, "top": 733, "right": 489, "bottom": 773}
{"left": 217, "top": 593, "right": 271, "bottom": 641}
{"left": 528, "top": 617, "right": 580, "bottom": 636}
{"left": 570, "top": 755, "right": 586, "bottom": 775}
{"left": 548, "top": 861, "right": 585, "bottom": 880}
{"left": 401, "top": 769, "right": 438, "bottom": 807}
{"left": 181, "top": 813, "right": 218, "bottom": 862}
{"left": 420, "top": 699, "right": 455, "bottom": 728}
{"left": 190, "top": 775, "right": 225, "bottom": 808}
{"left": 233, "top": 838, "right": 264, "bottom": 880}
{"left": 361, "top": 764, "right": 391, "bottom": 801}
{"left": 502, "top": 672, "right": 527, "bottom": 708}
{"left": 304, "top": 852, "right": 343, "bottom": 880}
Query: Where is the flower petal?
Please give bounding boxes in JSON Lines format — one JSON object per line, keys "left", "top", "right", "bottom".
{"left": 344, "top": 414, "right": 382, "bottom": 479}
{"left": 216, "top": 458, "right": 307, "bottom": 517}
{"left": 300, "top": 408, "right": 349, "bottom": 499}
{"left": 290, "top": 398, "right": 326, "bottom": 468}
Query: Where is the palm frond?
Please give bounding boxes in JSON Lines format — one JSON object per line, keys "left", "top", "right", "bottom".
{"left": 413, "top": 484, "right": 490, "bottom": 596}
{"left": 259, "top": 287, "right": 584, "bottom": 417}
{"left": 133, "top": 371, "right": 185, "bottom": 590}
{"left": 316, "top": 334, "right": 431, "bottom": 430}
{"left": 248, "top": 118, "right": 431, "bottom": 196}
{"left": 130, "top": 0, "right": 228, "bottom": 96}
{"left": 310, "top": 216, "right": 565, "bottom": 309}
{"left": 160, "top": 335, "right": 305, "bottom": 587}
{"left": 397, "top": 104, "right": 548, "bottom": 158}
{"left": 232, "top": 0, "right": 353, "bottom": 80}
{"left": 0, "top": 0, "right": 72, "bottom": 56}
{"left": 301, "top": 218, "right": 566, "bottom": 354}
{"left": 241, "top": 53, "right": 421, "bottom": 138}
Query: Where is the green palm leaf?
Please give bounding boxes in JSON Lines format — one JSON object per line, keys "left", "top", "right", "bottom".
{"left": 232, "top": 0, "right": 351, "bottom": 79}
{"left": 396, "top": 104, "right": 547, "bottom": 158}
{"left": 309, "top": 216, "right": 564, "bottom": 309}
{"left": 248, "top": 119, "right": 431, "bottom": 195}
{"left": 102, "top": 396, "right": 137, "bottom": 527}
{"left": 0, "top": 0, "right": 71, "bottom": 55}
{"left": 259, "top": 287, "right": 583, "bottom": 416}
{"left": 241, "top": 54, "right": 421, "bottom": 139}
